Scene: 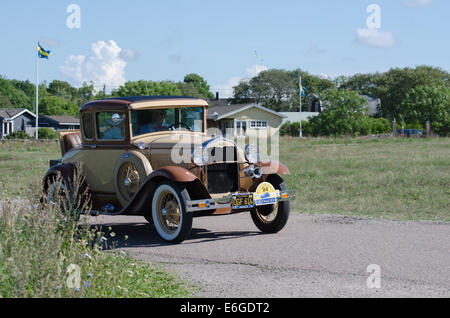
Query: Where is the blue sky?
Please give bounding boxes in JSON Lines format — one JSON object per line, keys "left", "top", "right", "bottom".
{"left": 0, "top": 0, "right": 448, "bottom": 96}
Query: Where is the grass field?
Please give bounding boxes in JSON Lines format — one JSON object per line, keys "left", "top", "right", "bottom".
{"left": 281, "top": 137, "right": 450, "bottom": 221}
{"left": 0, "top": 137, "right": 449, "bottom": 221}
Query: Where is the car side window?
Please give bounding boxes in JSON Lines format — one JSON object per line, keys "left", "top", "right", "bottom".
{"left": 82, "top": 113, "right": 93, "bottom": 140}
{"left": 96, "top": 112, "right": 126, "bottom": 140}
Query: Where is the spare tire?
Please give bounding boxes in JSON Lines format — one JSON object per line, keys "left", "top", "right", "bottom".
{"left": 113, "top": 151, "right": 152, "bottom": 207}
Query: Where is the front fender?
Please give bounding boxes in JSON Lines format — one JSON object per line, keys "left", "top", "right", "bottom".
{"left": 258, "top": 160, "right": 290, "bottom": 175}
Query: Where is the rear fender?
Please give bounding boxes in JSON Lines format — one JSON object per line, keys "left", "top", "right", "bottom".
{"left": 43, "top": 163, "right": 78, "bottom": 192}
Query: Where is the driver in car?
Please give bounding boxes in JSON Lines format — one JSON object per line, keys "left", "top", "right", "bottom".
{"left": 139, "top": 110, "right": 169, "bottom": 134}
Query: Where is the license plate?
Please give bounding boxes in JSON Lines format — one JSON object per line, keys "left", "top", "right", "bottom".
{"left": 232, "top": 194, "right": 254, "bottom": 209}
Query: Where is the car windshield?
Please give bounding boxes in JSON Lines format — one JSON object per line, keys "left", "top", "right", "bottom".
{"left": 131, "top": 107, "right": 204, "bottom": 137}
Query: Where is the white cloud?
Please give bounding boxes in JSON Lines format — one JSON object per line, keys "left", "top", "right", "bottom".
{"left": 212, "top": 65, "right": 268, "bottom": 98}
{"left": 59, "top": 40, "right": 127, "bottom": 92}
{"left": 356, "top": 28, "right": 397, "bottom": 48}
{"left": 402, "top": 0, "right": 432, "bottom": 7}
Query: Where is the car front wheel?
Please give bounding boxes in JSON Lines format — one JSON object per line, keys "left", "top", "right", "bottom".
{"left": 250, "top": 175, "right": 290, "bottom": 233}
{"left": 151, "top": 181, "right": 192, "bottom": 243}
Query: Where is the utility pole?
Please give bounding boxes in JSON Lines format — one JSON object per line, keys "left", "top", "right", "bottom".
{"left": 299, "top": 76, "right": 303, "bottom": 138}
{"left": 35, "top": 42, "right": 39, "bottom": 140}
{"left": 103, "top": 84, "right": 106, "bottom": 98}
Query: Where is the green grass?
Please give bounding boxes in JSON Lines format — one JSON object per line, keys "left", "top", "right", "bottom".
{"left": 0, "top": 198, "right": 191, "bottom": 298}
{"left": 0, "top": 141, "right": 60, "bottom": 199}
{"left": 280, "top": 137, "right": 450, "bottom": 221}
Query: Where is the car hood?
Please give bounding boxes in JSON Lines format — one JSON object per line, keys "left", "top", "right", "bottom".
{"left": 133, "top": 132, "right": 246, "bottom": 162}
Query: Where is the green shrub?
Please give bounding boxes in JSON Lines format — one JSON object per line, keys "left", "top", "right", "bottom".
{"left": 5, "top": 131, "right": 31, "bottom": 139}
{"left": 38, "top": 128, "right": 58, "bottom": 140}
{"left": 280, "top": 121, "right": 311, "bottom": 137}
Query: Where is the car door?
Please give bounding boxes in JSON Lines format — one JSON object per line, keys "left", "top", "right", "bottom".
{"left": 78, "top": 111, "right": 129, "bottom": 193}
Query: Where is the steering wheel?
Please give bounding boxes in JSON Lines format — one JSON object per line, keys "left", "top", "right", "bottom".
{"left": 169, "top": 123, "right": 192, "bottom": 131}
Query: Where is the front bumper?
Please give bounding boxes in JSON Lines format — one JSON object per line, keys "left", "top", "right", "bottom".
{"left": 186, "top": 190, "right": 295, "bottom": 212}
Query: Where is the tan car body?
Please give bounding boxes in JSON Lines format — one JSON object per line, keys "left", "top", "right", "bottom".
{"left": 44, "top": 96, "right": 291, "bottom": 219}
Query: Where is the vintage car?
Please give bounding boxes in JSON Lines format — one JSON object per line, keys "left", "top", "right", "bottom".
{"left": 43, "top": 96, "right": 294, "bottom": 243}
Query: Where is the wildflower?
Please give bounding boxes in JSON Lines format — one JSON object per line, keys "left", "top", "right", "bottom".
{"left": 110, "top": 232, "right": 116, "bottom": 237}
{"left": 75, "top": 288, "right": 80, "bottom": 292}
{"left": 87, "top": 273, "right": 93, "bottom": 277}
{"left": 124, "top": 235, "right": 129, "bottom": 241}
{"left": 55, "top": 285, "right": 61, "bottom": 290}
{"left": 100, "top": 236, "right": 107, "bottom": 243}
{"left": 84, "top": 281, "right": 90, "bottom": 288}
{"left": 82, "top": 253, "right": 92, "bottom": 260}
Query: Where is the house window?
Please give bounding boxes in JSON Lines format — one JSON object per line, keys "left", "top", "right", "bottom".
{"left": 250, "top": 120, "right": 268, "bottom": 129}
{"left": 236, "top": 120, "right": 247, "bottom": 136}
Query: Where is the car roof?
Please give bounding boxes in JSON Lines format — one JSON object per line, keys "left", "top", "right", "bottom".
{"left": 80, "top": 95, "right": 208, "bottom": 111}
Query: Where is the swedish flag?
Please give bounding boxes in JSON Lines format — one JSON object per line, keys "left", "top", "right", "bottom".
{"left": 299, "top": 83, "right": 306, "bottom": 97}
{"left": 37, "top": 43, "right": 50, "bottom": 59}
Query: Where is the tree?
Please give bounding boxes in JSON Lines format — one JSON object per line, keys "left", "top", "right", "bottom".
{"left": 372, "top": 66, "right": 450, "bottom": 119}
{"left": 77, "top": 82, "right": 95, "bottom": 105}
{"left": 112, "top": 80, "right": 182, "bottom": 97}
{"left": 0, "top": 77, "right": 32, "bottom": 110}
{"left": 232, "top": 68, "right": 335, "bottom": 112}
{"left": 39, "top": 95, "right": 78, "bottom": 117}
{"left": 176, "top": 82, "right": 204, "bottom": 99}
{"left": 401, "top": 85, "right": 450, "bottom": 136}
{"left": 183, "top": 73, "right": 215, "bottom": 100}
{"left": 48, "top": 80, "right": 77, "bottom": 101}
{"left": 337, "top": 72, "right": 382, "bottom": 96}
{"left": 308, "top": 89, "right": 368, "bottom": 136}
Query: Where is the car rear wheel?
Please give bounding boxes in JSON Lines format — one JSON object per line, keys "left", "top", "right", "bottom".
{"left": 250, "top": 175, "right": 290, "bottom": 233}
{"left": 151, "top": 181, "right": 192, "bottom": 243}
{"left": 46, "top": 178, "right": 80, "bottom": 223}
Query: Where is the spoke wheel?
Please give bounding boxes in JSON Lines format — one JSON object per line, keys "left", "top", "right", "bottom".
{"left": 250, "top": 175, "right": 290, "bottom": 234}
{"left": 47, "top": 179, "right": 79, "bottom": 223}
{"left": 117, "top": 162, "right": 141, "bottom": 201}
{"left": 151, "top": 182, "right": 192, "bottom": 243}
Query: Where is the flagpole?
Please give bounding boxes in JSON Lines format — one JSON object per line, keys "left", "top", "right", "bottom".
{"left": 299, "top": 76, "right": 303, "bottom": 139}
{"left": 35, "top": 42, "right": 39, "bottom": 140}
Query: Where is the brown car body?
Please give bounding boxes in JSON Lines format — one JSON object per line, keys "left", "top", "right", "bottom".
{"left": 43, "top": 96, "right": 293, "bottom": 243}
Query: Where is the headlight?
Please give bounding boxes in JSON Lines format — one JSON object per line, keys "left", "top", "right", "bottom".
{"left": 136, "top": 142, "right": 147, "bottom": 150}
{"left": 245, "top": 144, "right": 259, "bottom": 163}
{"left": 191, "top": 146, "right": 209, "bottom": 166}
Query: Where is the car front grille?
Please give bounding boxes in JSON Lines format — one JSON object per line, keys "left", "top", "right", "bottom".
{"left": 206, "top": 147, "right": 237, "bottom": 163}
{"left": 206, "top": 163, "right": 239, "bottom": 194}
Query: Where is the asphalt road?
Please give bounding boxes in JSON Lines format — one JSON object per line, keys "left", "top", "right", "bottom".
{"left": 87, "top": 213, "right": 450, "bottom": 298}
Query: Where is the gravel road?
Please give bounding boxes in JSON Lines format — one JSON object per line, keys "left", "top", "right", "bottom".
{"left": 87, "top": 213, "right": 450, "bottom": 298}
